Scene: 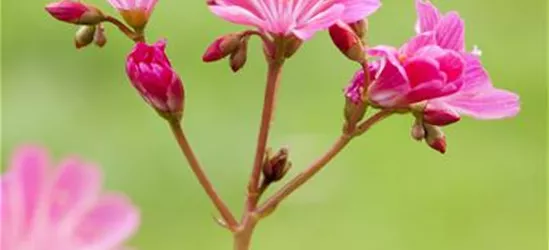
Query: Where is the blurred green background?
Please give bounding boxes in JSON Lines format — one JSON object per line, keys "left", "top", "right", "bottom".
{"left": 1, "top": 0, "right": 547, "bottom": 249}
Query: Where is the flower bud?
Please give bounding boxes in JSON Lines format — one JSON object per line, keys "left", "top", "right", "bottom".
{"left": 230, "top": 40, "right": 248, "bottom": 72}
{"left": 423, "top": 105, "right": 461, "bottom": 126}
{"left": 45, "top": 1, "right": 104, "bottom": 25}
{"left": 424, "top": 124, "right": 446, "bottom": 154}
{"left": 74, "top": 25, "right": 96, "bottom": 49}
{"left": 410, "top": 118, "right": 426, "bottom": 141}
{"left": 126, "top": 40, "right": 184, "bottom": 121}
{"left": 94, "top": 24, "right": 107, "bottom": 47}
{"left": 329, "top": 21, "right": 365, "bottom": 63}
{"left": 262, "top": 148, "right": 291, "bottom": 184}
{"left": 202, "top": 33, "right": 243, "bottom": 62}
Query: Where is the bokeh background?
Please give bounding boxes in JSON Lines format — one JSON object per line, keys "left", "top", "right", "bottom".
{"left": 1, "top": 0, "right": 547, "bottom": 249}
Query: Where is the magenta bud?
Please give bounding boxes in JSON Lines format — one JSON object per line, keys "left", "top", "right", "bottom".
{"left": 423, "top": 106, "right": 461, "bottom": 126}
{"left": 329, "top": 21, "right": 365, "bottom": 63}
{"left": 45, "top": 1, "right": 104, "bottom": 25}
{"left": 424, "top": 124, "right": 446, "bottom": 154}
{"left": 202, "top": 33, "right": 242, "bottom": 62}
{"left": 126, "top": 40, "right": 184, "bottom": 121}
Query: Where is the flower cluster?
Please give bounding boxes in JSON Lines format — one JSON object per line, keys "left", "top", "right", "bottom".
{"left": 345, "top": 0, "right": 519, "bottom": 153}
{"left": 38, "top": 0, "right": 522, "bottom": 249}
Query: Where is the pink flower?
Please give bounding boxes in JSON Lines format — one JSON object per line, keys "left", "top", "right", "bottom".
{"left": 349, "top": 0, "right": 519, "bottom": 124}
{"left": 359, "top": 41, "right": 466, "bottom": 108}
{"left": 413, "top": 0, "right": 520, "bottom": 122}
{"left": 207, "top": 0, "right": 381, "bottom": 40}
{"left": 107, "top": 0, "right": 159, "bottom": 30}
{"left": 1, "top": 145, "right": 140, "bottom": 250}
{"left": 45, "top": 0, "right": 104, "bottom": 25}
{"left": 126, "top": 40, "right": 185, "bottom": 120}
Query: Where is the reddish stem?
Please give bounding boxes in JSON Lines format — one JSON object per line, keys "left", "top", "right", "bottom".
{"left": 257, "top": 110, "right": 393, "bottom": 216}
{"left": 246, "top": 60, "right": 285, "bottom": 211}
{"left": 169, "top": 121, "right": 239, "bottom": 230}
{"left": 103, "top": 16, "right": 144, "bottom": 43}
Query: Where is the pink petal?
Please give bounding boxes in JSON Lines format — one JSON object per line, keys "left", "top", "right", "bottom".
{"left": 400, "top": 33, "right": 436, "bottom": 57}
{"left": 293, "top": 4, "right": 345, "bottom": 40}
{"left": 436, "top": 50, "right": 465, "bottom": 82}
{"left": 74, "top": 195, "right": 139, "bottom": 249}
{"left": 369, "top": 45, "right": 399, "bottom": 59}
{"left": 1, "top": 175, "right": 19, "bottom": 250}
{"left": 368, "top": 56, "right": 409, "bottom": 107}
{"left": 403, "top": 80, "right": 444, "bottom": 104}
{"left": 48, "top": 159, "right": 101, "bottom": 227}
{"left": 337, "top": 0, "right": 381, "bottom": 23}
{"left": 413, "top": 45, "right": 446, "bottom": 58}
{"left": 443, "top": 88, "right": 520, "bottom": 119}
{"left": 403, "top": 57, "right": 444, "bottom": 87}
{"left": 415, "top": 0, "right": 441, "bottom": 33}
{"left": 435, "top": 12, "right": 465, "bottom": 52}
{"left": 208, "top": 5, "right": 265, "bottom": 29}
{"left": 461, "top": 54, "right": 492, "bottom": 92}
{"left": 9, "top": 146, "right": 50, "bottom": 234}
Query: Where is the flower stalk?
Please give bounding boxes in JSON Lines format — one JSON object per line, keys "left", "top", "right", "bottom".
{"left": 104, "top": 15, "right": 145, "bottom": 42}
{"left": 246, "top": 40, "right": 287, "bottom": 211}
{"left": 168, "top": 120, "right": 239, "bottom": 230}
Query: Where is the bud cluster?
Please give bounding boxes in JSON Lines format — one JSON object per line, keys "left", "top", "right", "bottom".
{"left": 202, "top": 32, "right": 252, "bottom": 72}
{"left": 411, "top": 117, "right": 447, "bottom": 154}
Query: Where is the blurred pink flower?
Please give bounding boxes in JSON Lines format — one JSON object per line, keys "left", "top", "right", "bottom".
{"left": 348, "top": 0, "right": 519, "bottom": 124}
{"left": 207, "top": 0, "right": 381, "bottom": 40}
{"left": 126, "top": 40, "right": 184, "bottom": 120}
{"left": 1, "top": 145, "right": 140, "bottom": 250}
{"left": 45, "top": 0, "right": 104, "bottom": 25}
{"left": 107, "top": 0, "right": 159, "bottom": 29}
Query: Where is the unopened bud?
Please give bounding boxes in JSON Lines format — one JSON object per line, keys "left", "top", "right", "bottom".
{"left": 94, "top": 24, "right": 107, "bottom": 47}
{"left": 230, "top": 41, "right": 248, "bottom": 72}
{"left": 424, "top": 124, "right": 446, "bottom": 154}
{"left": 411, "top": 118, "right": 426, "bottom": 141}
{"left": 423, "top": 105, "right": 461, "bottom": 126}
{"left": 262, "top": 148, "right": 291, "bottom": 183}
{"left": 202, "top": 33, "right": 243, "bottom": 62}
{"left": 45, "top": 1, "right": 104, "bottom": 25}
{"left": 329, "top": 21, "right": 365, "bottom": 63}
{"left": 74, "top": 25, "right": 96, "bottom": 49}
{"left": 126, "top": 40, "right": 185, "bottom": 121}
